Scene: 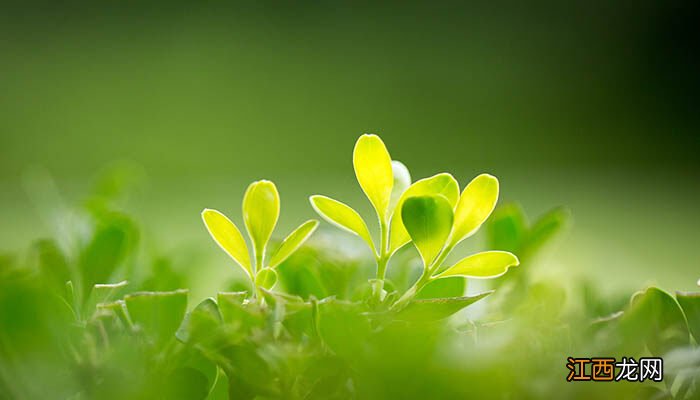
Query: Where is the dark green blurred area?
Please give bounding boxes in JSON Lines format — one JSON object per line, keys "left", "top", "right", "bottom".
{"left": 1, "top": 1, "right": 698, "bottom": 296}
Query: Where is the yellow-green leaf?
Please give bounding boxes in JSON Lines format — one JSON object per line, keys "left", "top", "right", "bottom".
{"left": 310, "top": 195, "right": 376, "bottom": 253}
{"left": 201, "top": 209, "right": 251, "bottom": 276}
{"left": 389, "top": 160, "right": 411, "bottom": 212}
{"left": 242, "top": 180, "right": 280, "bottom": 267}
{"left": 255, "top": 268, "right": 277, "bottom": 290}
{"left": 437, "top": 251, "right": 519, "bottom": 279}
{"left": 450, "top": 174, "right": 499, "bottom": 246}
{"left": 389, "top": 173, "right": 459, "bottom": 254}
{"left": 401, "top": 195, "right": 454, "bottom": 267}
{"left": 353, "top": 134, "right": 393, "bottom": 220}
{"left": 268, "top": 220, "right": 319, "bottom": 268}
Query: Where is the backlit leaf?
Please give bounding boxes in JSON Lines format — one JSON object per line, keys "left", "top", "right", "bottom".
{"left": 437, "top": 251, "right": 519, "bottom": 279}
{"left": 202, "top": 209, "right": 251, "bottom": 276}
{"left": 255, "top": 268, "right": 277, "bottom": 290}
{"left": 389, "top": 173, "right": 459, "bottom": 254}
{"left": 242, "top": 180, "right": 280, "bottom": 267}
{"left": 401, "top": 195, "right": 454, "bottom": 267}
{"left": 389, "top": 160, "right": 411, "bottom": 212}
{"left": 310, "top": 195, "right": 376, "bottom": 253}
{"left": 353, "top": 134, "right": 393, "bottom": 220}
{"left": 415, "top": 276, "right": 466, "bottom": 299}
{"left": 268, "top": 220, "right": 319, "bottom": 268}
{"left": 450, "top": 174, "right": 499, "bottom": 246}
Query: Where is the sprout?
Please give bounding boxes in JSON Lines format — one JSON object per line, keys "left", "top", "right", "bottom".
{"left": 202, "top": 180, "right": 318, "bottom": 298}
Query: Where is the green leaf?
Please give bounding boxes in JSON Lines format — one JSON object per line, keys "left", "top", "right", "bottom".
{"left": 310, "top": 195, "right": 375, "bottom": 253}
{"left": 79, "top": 213, "right": 137, "bottom": 302}
{"left": 401, "top": 195, "right": 454, "bottom": 267}
{"left": 31, "top": 239, "right": 70, "bottom": 295}
{"left": 176, "top": 297, "right": 221, "bottom": 344}
{"left": 389, "top": 160, "right": 411, "bottom": 212}
{"left": 415, "top": 276, "right": 466, "bottom": 299}
{"left": 450, "top": 174, "right": 499, "bottom": 246}
{"left": 397, "top": 291, "right": 492, "bottom": 322}
{"left": 268, "top": 220, "right": 319, "bottom": 268}
{"left": 255, "top": 268, "right": 277, "bottom": 290}
{"left": 201, "top": 209, "right": 252, "bottom": 276}
{"left": 124, "top": 289, "right": 188, "bottom": 344}
{"left": 317, "top": 299, "right": 372, "bottom": 358}
{"left": 620, "top": 287, "right": 689, "bottom": 356}
{"left": 389, "top": 173, "right": 459, "bottom": 254}
{"left": 242, "top": 180, "right": 280, "bottom": 267}
{"left": 486, "top": 202, "right": 528, "bottom": 253}
{"left": 217, "top": 292, "right": 264, "bottom": 330}
{"left": 86, "top": 280, "right": 128, "bottom": 314}
{"left": 437, "top": 251, "right": 519, "bottom": 279}
{"left": 353, "top": 134, "right": 394, "bottom": 220}
{"left": 524, "top": 206, "right": 571, "bottom": 258}
{"left": 162, "top": 367, "right": 210, "bottom": 400}
{"left": 676, "top": 292, "right": 700, "bottom": 343}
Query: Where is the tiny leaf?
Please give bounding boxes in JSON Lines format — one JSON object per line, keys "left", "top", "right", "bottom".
{"left": 268, "top": 220, "right": 319, "bottom": 268}
{"left": 353, "top": 134, "right": 394, "bottom": 220}
{"left": 310, "top": 195, "right": 376, "bottom": 253}
{"left": 389, "top": 173, "right": 460, "bottom": 254}
{"left": 242, "top": 180, "right": 280, "bottom": 266}
{"left": 450, "top": 174, "right": 499, "bottom": 246}
{"left": 255, "top": 268, "right": 277, "bottom": 290}
{"left": 401, "top": 195, "right": 454, "bottom": 267}
{"left": 202, "top": 209, "right": 252, "bottom": 276}
{"left": 437, "top": 251, "right": 519, "bottom": 279}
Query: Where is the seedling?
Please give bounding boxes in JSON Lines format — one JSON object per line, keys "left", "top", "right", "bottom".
{"left": 392, "top": 177, "right": 520, "bottom": 309}
{"left": 202, "top": 180, "right": 318, "bottom": 299}
{"left": 310, "top": 134, "right": 519, "bottom": 308}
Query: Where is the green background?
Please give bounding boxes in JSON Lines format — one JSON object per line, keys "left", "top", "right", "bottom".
{"left": 1, "top": 1, "right": 698, "bottom": 298}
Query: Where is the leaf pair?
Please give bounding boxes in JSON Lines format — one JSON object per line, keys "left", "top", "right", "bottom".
{"left": 311, "top": 134, "right": 398, "bottom": 256}
{"left": 202, "top": 180, "right": 318, "bottom": 289}
{"left": 400, "top": 174, "right": 518, "bottom": 279}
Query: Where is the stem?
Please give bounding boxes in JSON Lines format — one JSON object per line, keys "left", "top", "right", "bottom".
{"left": 391, "top": 241, "right": 456, "bottom": 311}
{"left": 392, "top": 267, "right": 431, "bottom": 311}
{"left": 372, "top": 217, "right": 390, "bottom": 303}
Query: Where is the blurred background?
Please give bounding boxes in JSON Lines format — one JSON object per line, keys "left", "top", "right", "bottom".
{"left": 1, "top": 1, "right": 698, "bottom": 300}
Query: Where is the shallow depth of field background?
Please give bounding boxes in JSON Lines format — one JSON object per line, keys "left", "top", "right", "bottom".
{"left": 1, "top": 1, "right": 698, "bottom": 301}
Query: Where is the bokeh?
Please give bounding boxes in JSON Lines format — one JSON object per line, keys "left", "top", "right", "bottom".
{"left": 1, "top": 0, "right": 698, "bottom": 302}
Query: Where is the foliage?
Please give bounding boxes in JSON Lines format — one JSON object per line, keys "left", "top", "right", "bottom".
{"left": 0, "top": 134, "right": 698, "bottom": 399}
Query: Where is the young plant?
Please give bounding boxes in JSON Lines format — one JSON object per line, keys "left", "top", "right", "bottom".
{"left": 202, "top": 180, "right": 318, "bottom": 298}
{"left": 309, "top": 135, "right": 403, "bottom": 285}
{"left": 392, "top": 174, "right": 520, "bottom": 309}
{"left": 310, "top": 134, "right": 519, "bottom": 308}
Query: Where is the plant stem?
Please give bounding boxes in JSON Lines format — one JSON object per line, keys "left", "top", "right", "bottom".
{"left": 372, "top": 218, "right": 390, "bottom": 303}
{"left": 391, "top": 242, "right": 455, "bottom": 311}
